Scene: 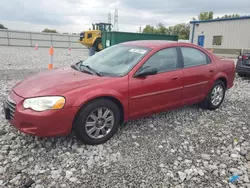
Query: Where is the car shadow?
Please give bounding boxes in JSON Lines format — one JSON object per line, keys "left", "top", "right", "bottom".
{"left": 118, "top": 103, "right": 202, "bottom": 132}
{"left": 11, "top": 103, "right": 210, "bottom": 150}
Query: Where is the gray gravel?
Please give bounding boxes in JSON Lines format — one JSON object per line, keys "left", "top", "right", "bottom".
{"left": 1, "top": 46, "right": 250, "bottom": 188}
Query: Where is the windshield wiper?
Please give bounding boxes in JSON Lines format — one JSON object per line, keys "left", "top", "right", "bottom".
{"left": 75, "top": 60, "right": 83, "bottom": 66}
{"left": 71, "top": 64, "right": 80, "bottom": 71}
{"left": 79, "top": 64, "right": 101, "bottom": 76}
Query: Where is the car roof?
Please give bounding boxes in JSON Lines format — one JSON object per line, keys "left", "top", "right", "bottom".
{"left": 121, "top": 40, "right": 190, "bottom": 49}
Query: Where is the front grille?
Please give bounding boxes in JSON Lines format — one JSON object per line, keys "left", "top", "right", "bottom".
{"left": 6, "top": 96, "right": 16, "bottom": 120}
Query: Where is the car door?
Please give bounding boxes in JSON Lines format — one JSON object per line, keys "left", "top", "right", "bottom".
{"left": 128, "top": 47, "right": 184, "bottom": 119}
{"left": 180, "top": 46, "right": 216, "bottom": 105}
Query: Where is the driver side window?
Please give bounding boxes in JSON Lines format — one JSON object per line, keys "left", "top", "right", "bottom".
{"left": 141, "top": 47, "right": 179, "bottom": 74}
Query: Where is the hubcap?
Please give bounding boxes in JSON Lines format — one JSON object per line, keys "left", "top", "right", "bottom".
{"left": 85, "top": 107, "right": 114, "bottom": 139}
{"left": 211, "top": 85, "right": 224, "bottom": 106}
{"left": 98, "top": 43, "right": 103, "bottom": 50}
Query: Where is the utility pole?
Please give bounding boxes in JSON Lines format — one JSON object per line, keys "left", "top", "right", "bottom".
{"left": 139, "top": 25, "right": 142, "bottom": 33}
{"left": 108, "top": 11, "right": 111, "bottom": 24}
{"left": 114, "top": 9, "right": 119, "bottom": 31}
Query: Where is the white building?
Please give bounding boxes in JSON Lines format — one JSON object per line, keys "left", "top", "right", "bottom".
{"left": 189, "top": 16, "right": 250, "bottom": 54}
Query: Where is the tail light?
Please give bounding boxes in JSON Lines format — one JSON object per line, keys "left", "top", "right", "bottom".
{"left": 243, "top": 55, "right": 249, "bottom": 60}
{"left": 238, "top": 55, "right": 250, "bottom": 60}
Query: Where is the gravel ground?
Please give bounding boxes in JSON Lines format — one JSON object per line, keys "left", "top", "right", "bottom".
{"left": 1, "top": 46, "right": 250, "bottom": 188}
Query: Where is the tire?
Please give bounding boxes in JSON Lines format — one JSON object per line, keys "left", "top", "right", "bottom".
{"left": 74, "top": 99, "right": 121, "bottom": 145}
{"left": 238, "top": 73, "right": 245, "bottom": 77}
{"left": 94, "top": 38, "right": 102, "bottom": 52}
{"left": 201, "top": 80, "right": 226, "bottom": 110}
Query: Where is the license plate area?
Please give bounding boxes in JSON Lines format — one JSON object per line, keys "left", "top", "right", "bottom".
{"left": 243, "top": 60, "right": 250, "bottom": 66}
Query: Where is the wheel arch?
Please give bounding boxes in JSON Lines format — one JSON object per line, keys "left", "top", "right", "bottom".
{"left": 213, "top": 72, "right": 228, "bottom": 89}
{"left": 204, "top": 72, "right": 228, "bottom": 98}
{"left": 94, "top": 37, "right": 101, "bottom": 44}
{"left": 93, "top": 37, "right": 102, "bottom": 51}
{"left": 201, "top": 73, "right": 228, "bottom": 110}
{"left": 217, "top": 77, "right": 227, "bottom": 88}
{"left": 93, "top": 37, "right": 101, "bottom": 46}
{"left": 72, "top": 95, "right": 125, "bottom": 131}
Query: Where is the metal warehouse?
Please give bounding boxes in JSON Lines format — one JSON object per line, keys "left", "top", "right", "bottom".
{"left": 189, "top": 16, "right": 250, "bottom": 55}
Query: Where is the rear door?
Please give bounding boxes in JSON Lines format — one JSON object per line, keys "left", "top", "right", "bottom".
{"left": 180, "top": 46, "right": 216, "bottom": 105}
{"left": 129, "top": 47, "right": 183, "bottom": 118}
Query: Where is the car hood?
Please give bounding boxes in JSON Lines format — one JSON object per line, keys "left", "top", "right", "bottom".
{"left": 13, "top": 67, "right": 106, "bottom": 98}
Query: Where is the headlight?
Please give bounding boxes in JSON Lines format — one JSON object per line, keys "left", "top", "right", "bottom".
{"left": 23, "top": 96, "right": 66, "bottom": 112}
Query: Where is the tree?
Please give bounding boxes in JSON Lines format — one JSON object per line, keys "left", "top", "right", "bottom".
{"left": 173, "top": 23, "right": 190, "bottom": 39}
{"left": 142, "top": 25, "right": 156, "bottom": 34}
{"left": 42, "top": 28, "right": 58, "bottom": 33}
{"left": 193, "top": 11, "right": 214, "bottom": 21}
{"left": 0, "top": 24, "right": 7, "bottom": 29}
{"left": 194, "top": 12, "right": 242, "bottom": 20}
{"left": 142, "top": 23, "right": 190, "bottom": 40}
{"left": 155, "top": 23, "right": 168, "bottom": 34}
{"left": 218, "top": 14, "right": 240, "bottom": 19}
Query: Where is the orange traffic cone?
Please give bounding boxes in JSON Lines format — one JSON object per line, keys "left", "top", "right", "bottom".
{"left": 48, "top": 47, "right": 54, "bottom": 69}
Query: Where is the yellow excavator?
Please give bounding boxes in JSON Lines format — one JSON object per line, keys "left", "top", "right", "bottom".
{"left": 79, "top": 22, "right": 112, "bottom": 52}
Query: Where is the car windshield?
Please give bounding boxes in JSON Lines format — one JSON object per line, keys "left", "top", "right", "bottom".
{"left": 79, "top": 44, "right": 151, "bottom": 77}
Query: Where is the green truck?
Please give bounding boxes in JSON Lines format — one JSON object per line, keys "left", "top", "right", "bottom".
{"left": 101, "top": 31, "right": 178, "bottom": 49}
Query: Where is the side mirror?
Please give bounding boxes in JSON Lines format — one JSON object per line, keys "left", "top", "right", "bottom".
{"left": 134, "top": 66, "right": 157, "bottom": 78}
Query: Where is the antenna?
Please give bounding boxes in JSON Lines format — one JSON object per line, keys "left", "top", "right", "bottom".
{"left": 108, "top": 11, "right": 111, "bottom": 24}
{"left": 114, "top": 9, "right": 119, "bottom": 31}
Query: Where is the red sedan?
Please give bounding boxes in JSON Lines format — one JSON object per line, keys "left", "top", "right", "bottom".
{"left": 4, "top": 40, "right": 235, "bottom": 145}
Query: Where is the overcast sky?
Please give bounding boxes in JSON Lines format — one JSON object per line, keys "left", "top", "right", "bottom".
{"left": 1, "top": 0, "right": 250, "bottom": 33}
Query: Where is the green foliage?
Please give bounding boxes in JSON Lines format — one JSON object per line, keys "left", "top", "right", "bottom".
{"left": 173, "top": 23, "right": 190, "bottom": 40}
{"left": 155, "top": 23, "right": 168, "bottom": 34}
{"left": 193, "top": 11, "right": 214, "bottom": 21}
{"left": 0, "top": 24, "right": 7, "bottom": 29}
{"left": 142, "top": 25, "right": 156, "bottom": 34}
{"left": 42, "top": 28, "right": 58, "bottom": 33}
{"left": 194, "top": 12, "right": 242, "bottom": 20}
{"left": 142, "top": 23, "right": 190, "bottom": 40}
{"left": 141, "top": 11, "right": 245, "bottom": 40}
{"left": 217, "top": 14, "right": 240, "bottom": 19}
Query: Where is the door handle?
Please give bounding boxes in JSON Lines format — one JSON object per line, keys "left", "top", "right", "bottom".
{"left": 172, "top": 75, "right": 179, "bottom": 80}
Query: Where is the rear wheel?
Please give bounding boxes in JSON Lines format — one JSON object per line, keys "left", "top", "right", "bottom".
{"left": 201, "top": 80, "right": 226, "bottom": 110}
{"left": 74, "top": 99, "right": 121, "bottom": 145}
{"left": 94, "top": 38, "right": 102, "bottom": 52}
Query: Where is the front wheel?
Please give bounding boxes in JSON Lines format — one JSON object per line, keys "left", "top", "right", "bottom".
{"left": 94, "top": 38, "right": 102, "bottom": 52}
{"left": 74, "top": 99, "right": 121, "bottom": 145}
{"left": 201, "top": 80, "right": 226, "bottom": 110}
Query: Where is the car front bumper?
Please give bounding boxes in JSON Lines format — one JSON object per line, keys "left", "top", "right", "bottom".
{"left": 3, "top": 90, "right": 79, "bottom": 137}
